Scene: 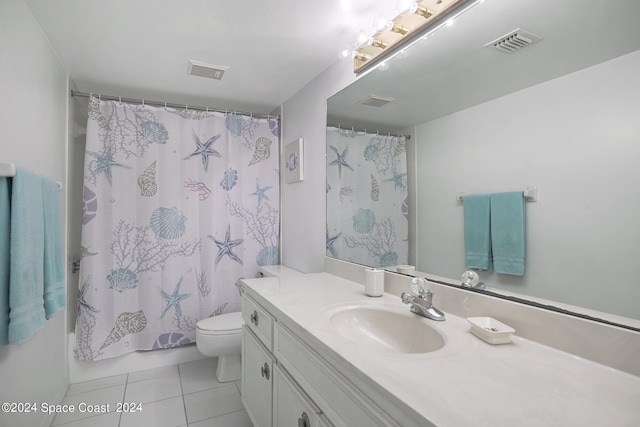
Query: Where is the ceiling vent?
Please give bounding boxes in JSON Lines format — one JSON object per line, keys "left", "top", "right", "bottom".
{"left": 484, "top": 28, "right": 542, "bottom": 53}
{"left": 188, "top": 60, "right": 228, "bottom": 80}
{"left": 358, "top": 94, "right": 395, "bottom": 107}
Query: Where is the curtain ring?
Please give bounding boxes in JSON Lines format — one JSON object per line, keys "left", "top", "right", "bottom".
{"left": 206, "top": 106, "right": 209, "bottom": 113}
{"left": 98, "top": 94, "right": 101, "bottom": 101}
{"left": 142, "top": 99, "right": 145, "bottom": 107}
{"left": 185, "top": 104, "right": 189, "bottom": 111}
{"left": 118, "top": 96, "right": 122, "bottom": 105}
{"left": 164, "top": 101, "right": 167, "bottom": 110}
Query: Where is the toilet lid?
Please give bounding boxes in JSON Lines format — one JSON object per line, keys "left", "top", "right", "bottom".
{"left": 197, "top": 311, "right": 243, "bottom": 335}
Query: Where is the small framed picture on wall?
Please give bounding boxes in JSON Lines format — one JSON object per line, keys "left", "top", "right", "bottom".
{"left": 284, "top": 138, "right": 304, "bottom": 183}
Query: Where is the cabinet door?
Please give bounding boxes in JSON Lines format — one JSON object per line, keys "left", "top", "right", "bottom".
{"left": 242, "top": 326, "right": 274, "bottom": 427}
{"left": 274, "top": 364, "right": 322, "bottom": 427}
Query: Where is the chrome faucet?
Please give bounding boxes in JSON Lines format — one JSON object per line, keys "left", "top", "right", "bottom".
{"left": 401, "top": 277, "right": 445, "bottom": 321}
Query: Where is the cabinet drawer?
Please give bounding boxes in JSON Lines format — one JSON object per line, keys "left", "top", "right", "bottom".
{"left": 274, "top": 364, "right": 325, "bottom": 427}
{"left": 242, "top": 294, "right": 274, "bottom": 350}
{"left": 242, "top": 326, "right": 274, "bottom": 427}
{"left": 274, "top": 323, "right": 400, "bottom": 427}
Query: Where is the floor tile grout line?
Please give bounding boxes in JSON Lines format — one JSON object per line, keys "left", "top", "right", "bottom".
{"left": 116, "top": 373, "right": 129, "bottom": 427}
{"left": 178, "top": 361, "right": 190, "bottom": 426}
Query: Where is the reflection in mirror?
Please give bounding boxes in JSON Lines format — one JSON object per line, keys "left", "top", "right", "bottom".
{"left": 326, "top": 127, "right": 409, "bottom": 268}
{"left": 326, "top": 0, "right": 640, "bottom": 325}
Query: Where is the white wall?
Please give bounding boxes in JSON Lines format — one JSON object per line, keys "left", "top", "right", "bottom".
{"left": 280, "top": 60, "right": 357, "bottom": 273}
{"left": 0, "top": 0, "right": 69, "bottom": 426}
{"left": 416, "top": 49, "right": 640, "bottom": 319}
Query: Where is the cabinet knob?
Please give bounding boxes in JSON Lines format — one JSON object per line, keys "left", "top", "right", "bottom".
{"left": 260, "top": 362, "right": 270, "bottom": 380}
{"left": 298, "top": 411, "right": 310, "bottom": 427}
{"left": 250, "top": 310, "right": 259, "bottom": 326}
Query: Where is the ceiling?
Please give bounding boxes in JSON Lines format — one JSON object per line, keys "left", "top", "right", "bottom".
{"left": 327, "top": 0, "right": 640, "bottom": 131}
{"left": 24, "top": 0, "right": 397, "bottom": 114}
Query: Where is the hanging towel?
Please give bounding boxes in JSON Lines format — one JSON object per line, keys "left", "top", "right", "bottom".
{"left": 490, "top": 191, "right": 526, "bottom": 276}
{"left": 42, "top": 178, "right": 65, "bottom": 319}
{"left": 463, "top": 194, "right": 491, "bottom": 270}
{"left": 0, "top": 177, "right": 10, "bottom": 345}
{"left": 8, "top": 168, "right": 46, "bottom": 344}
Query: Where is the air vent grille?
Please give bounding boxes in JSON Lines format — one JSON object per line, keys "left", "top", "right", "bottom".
{"left": 485, "top": 28, "right": 542, "bottom": 53}
{"left": 358, "top": 95, "right": 395, "bottom": 107}
{"left": 188, "top": 60, "right": 228, "bottom": 80}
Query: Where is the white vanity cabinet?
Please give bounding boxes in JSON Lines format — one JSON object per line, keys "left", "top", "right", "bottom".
{"left": 241, "top": 292, "right": 403, "bottom": 427}
{"left": 242, "top": 294, "right": 331, "bottom": 427}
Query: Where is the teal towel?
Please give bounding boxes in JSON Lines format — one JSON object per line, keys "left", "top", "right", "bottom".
{"left": 8, "top": 168, "right": 46, "bottom": 344}
{"left": 42, "top": 178, "right": 65, "bottom": 319}
{"left": 463, "top": 194, "right": 491, "bottom": 270}
{"left": 491, "top": 192, "right": 525, "bottom": 276}
{"left": 0, "top": 178, "right": 10, "bottom": 345}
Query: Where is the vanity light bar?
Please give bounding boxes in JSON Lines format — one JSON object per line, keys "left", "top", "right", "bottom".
{"left": 353, "top": 0, "right": 475, "bottom": 74}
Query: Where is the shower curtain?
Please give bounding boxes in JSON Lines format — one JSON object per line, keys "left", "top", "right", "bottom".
{"left": 75, "top": 96, "right": 279, "bottom": 361}
{"left": 326, "top": 127, "right": 408, "bottom": 267}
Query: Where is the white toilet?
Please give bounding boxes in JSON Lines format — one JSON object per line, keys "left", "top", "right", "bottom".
{"left": 195, "top": 265, "right": 302, "bottom": 382}
{"left": 195, "top": 311, "right": 244, "bottom": 383}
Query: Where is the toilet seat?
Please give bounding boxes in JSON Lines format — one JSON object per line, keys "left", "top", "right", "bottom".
{"left": 196, "top": 311, "right": 243, "bottom": 336}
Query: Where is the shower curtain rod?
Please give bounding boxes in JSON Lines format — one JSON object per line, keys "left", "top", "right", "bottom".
{"left": 327, "top": 123, "right": 411, "bottom": 140}
{"left": 70, "top": 91, "right": 279, "bottom": 120}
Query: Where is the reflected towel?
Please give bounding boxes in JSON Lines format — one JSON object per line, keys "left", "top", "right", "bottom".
{"left": 42, "top": 178, "right": 65, "bottom": 319}
{"left": 0, "top": 178, "right": 10, "bottom": 345}
{"left": 463, "top": 194, "right": 491, "bottom": 270}
{"left": 8, "top": 168, "right": 46, "bottom": 344}
{"left": 490, "top": 191, "right": 525, "bottom": 276}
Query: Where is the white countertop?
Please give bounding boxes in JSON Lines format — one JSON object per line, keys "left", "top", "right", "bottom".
{"left": 243, "top": 272, "right": 640, "bottom": 427}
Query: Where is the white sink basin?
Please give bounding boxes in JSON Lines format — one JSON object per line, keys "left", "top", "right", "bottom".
{"left": 327, "top": 306, "right": 445, "bottom": 354}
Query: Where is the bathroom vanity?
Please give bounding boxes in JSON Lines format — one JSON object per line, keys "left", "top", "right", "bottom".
{"left": 239, "top": 272, "right": 640, "bottom": 426}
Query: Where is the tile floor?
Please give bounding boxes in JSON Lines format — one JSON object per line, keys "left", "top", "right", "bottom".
{"left": 52, "top": 358, "right": 253, "bottom": 427}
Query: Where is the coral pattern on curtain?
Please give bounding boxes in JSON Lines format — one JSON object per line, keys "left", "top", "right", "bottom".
{"left": 326, "top": 127, "right": 408, "bottom": 267}
{"left": 75, "top": 96, "right": 279, "bottom": 361}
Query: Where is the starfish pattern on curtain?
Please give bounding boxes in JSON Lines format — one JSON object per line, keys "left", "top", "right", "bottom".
{"left": 75, "top": 97, "right": 280, "bottom": 361}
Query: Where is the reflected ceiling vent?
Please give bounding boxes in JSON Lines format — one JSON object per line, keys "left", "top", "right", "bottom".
{"left": 188, "top": 60, "right": 228, "bottom": 80}
{"left": 358, "top": 94, "right": 395, "bottom": 107}
{"left": 485, "top": 28, "right": 542, "bottom": 53}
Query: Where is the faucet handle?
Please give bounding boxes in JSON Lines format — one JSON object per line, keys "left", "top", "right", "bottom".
{"left": 410, "top": 277, "right": 430, "bottom": 298}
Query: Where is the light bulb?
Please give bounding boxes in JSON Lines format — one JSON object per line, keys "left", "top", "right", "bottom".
{"left": 339, "top": 46, "right": 352, "bottom": 59}
{"left": 374, "top": 17, "right": 393, "bottom": 33}
{"left": 396, "top": 0, "right": 418, "bottom": 16}
{"left": 354, "top": 30, "right": 370, "bottom": 47}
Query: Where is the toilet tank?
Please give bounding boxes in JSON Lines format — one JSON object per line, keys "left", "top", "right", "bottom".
{"left": 258, "top": 265, "right": 302, "bottom": 278}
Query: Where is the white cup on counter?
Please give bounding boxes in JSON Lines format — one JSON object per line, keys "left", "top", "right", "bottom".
{"left": 365, "top": 268, "right": 384, "bottom": 297}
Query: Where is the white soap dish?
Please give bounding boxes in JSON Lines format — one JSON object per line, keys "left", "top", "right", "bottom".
{"left": 467, "top": 317, "right": 515, "bottom": 344}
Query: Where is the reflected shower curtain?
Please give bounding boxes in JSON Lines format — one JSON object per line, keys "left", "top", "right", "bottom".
{"left": 326, "top": 127, "right": 408, "bottom": 267}
{"left": 75, "top": 96, "right": 279, "bottom": 361}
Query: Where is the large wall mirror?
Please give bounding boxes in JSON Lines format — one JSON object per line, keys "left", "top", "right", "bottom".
{"left": 326, "top": 0, "right": 640, "bottom": 326}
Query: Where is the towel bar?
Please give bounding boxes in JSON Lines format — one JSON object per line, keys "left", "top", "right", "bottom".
{"left": 457, "top": 186, "right": 537, "bottom": 202}
{"left": 0, "top": 162, "right": 63, "bottom": 191}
